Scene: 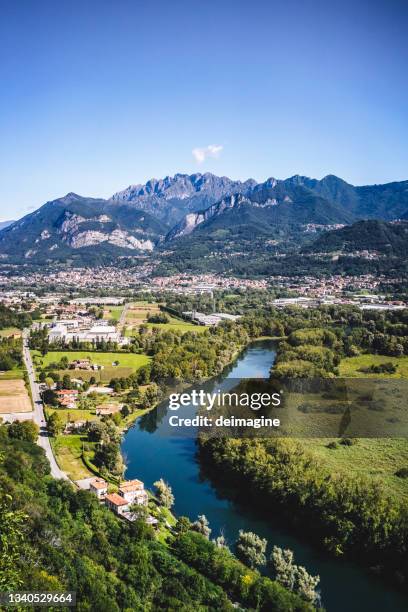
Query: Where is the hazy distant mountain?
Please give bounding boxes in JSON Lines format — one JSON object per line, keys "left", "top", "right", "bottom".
{"left": 0, "top": 193, "right": 167, "bottom": 264}
{"left": 112, "top": 172, "right": 257, "bottom": 225}
{"left": 304, "top": 219, "right": 408, "bottom": 256}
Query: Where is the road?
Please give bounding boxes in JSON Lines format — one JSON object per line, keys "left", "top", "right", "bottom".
{"left": 22, "top": 331, "right": 68, "bottom": 480}
{"left": 118, "top": 301, "right": 129, "bottom": 332}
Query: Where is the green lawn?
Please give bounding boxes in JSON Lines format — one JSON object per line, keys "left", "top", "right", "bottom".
{"left": 45, "top": 407, "right": 98, "bottom": 423}
{"left": 339, "top": 354, "right": 408, "bottom": 378}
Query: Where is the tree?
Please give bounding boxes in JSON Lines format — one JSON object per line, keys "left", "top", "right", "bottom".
{"left": 0, "top": 493, "right": 27, "bottom": 590}
{"left": 94, "top": 442, "right": 122, "bottom": 474}
{"left": 213, "top": 533, "right": 229, "bottom": 550}
{"left": 42, "top": 388, "right": 58, "bottom": 406}
{"left": 47, "top": 412, "right": 65, "bottom": 436}
{"left": 121, "top": 405, "right": 130, "bottom": 418}
{"left": 192, "top": 514, "right": 211, "bottom": 539}
{"left": 60, "top": 356, "right": 69, "bottom": 369}
{"left": 62, "top": 374, "right": 72, "bottom": 389}
{"left": 45, "top": 377, "right": 54, "bottom": 389}
{"left": 8, "top": 420, "right": 39, "bottom": 443}
{"left": 269, "top": 546, "right": 320, "bottom": 604}
{"left": 130, "top": 502, "right": 149, "bottom": 522}
{"left": 0, "top": 355, "right": 15, "bottom": 371}
{"left": 235, "top": 530, "right": 267, "bottom": 569}
{"left": 174, "top": 516, "right": 191, "bottom": 536}
{"left": 153, "top": 478, "right": 174, "bottom": 509}
{"left": 87, "top": 421, "right": 107, "bottom": 442}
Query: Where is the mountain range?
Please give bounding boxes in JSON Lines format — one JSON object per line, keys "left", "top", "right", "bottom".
{"left": 0, "top": 172, "right": 407, "bottom": 266}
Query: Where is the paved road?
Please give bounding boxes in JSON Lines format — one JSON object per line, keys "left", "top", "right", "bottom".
{"left": 22, "top": 331, "right": 68, "bottom": 480}
{"left": 118, "top": 302, "right": 129, "bottom": 331}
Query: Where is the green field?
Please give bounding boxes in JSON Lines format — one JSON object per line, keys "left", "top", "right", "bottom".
{"left": 32, "top": 350, "right": 151, "bottom": 382}
{"left": 339, "top": 354, "right": 408, "bottom": 378}
{"left": 52, "top": 435, "right": 96, "bottom": 480}
{"left": 45, "top": 407, "right": 98, "bottom": 423}
{"left": 104, "top": 305, "right": 124, "bottom": 321}
{"left": 125, "top": 315, "right": 207, "bottom": 335}
{"left": 0, "top": 367, "right": 25, "bottom": 380}
{"left": 297, "top": 354, "right": 408, "bottom": 502}
{"left": 301, "top": 438, "right": 408, "bottom": 501}
{"left": 0, "top": 327, "right": 22, "bottom": 338}
{"left": 32, "top": 350, "right": 150, "bottom": 369}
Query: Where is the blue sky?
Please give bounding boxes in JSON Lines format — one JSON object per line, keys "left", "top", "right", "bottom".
{"left": 0, "top": 0, "right": 407, "bottom": 219}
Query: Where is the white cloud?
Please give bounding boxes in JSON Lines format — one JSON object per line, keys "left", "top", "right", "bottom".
{"left": 192, "top": 144, "right": 223, "bottom": 164}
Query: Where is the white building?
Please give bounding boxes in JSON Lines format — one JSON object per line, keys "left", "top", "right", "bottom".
{"left": 118, "top": 479, "right": 148, "bottom": 506}
{"left": 89, "top": 477, "right": 108, "bottom": 500}
{"left": 48, "top": 322, "right": 122, "bottom": 344}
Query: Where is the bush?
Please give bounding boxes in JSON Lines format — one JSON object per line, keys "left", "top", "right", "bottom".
{"left": 340, "top": 437, "right": 358, "bottom": 446}
{"left": 395, "top": 468, "right": 408, "bottom": 479}
{"left": 326, "top": 441, "right": 339, "bottom": 450}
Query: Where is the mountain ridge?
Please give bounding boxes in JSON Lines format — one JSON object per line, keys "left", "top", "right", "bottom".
{"left": 1, "top": 172, "right": 408, "bottom": 265}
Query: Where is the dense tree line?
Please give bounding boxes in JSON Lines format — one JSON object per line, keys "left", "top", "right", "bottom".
{"left": 199, "top": 436, "right": 408, "bottom": 588}
{"left": 132, "top": 322, "right": 250, "bottom": 383}
{"left": 0, "top": 337, "right": 23, "bottom": 371}
{"left": 0, "top": 303, "right": 33, "bottom": 330}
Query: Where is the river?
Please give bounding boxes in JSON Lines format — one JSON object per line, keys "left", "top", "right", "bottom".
{"left": 122, "top": 340, "right": 407, "bottom": 611}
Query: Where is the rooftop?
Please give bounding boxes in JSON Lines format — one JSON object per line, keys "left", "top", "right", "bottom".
{"left": 119, "top": 479, "right": 144, "bottom": 492}
{"left": 105, "top": 493, "right": 128, "bottom": 506}
{"left": 90, "top": 478, "right": 107, "bottom": 490}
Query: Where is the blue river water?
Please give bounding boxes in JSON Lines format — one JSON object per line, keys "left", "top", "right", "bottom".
{"left": 122, "top": 340, "right": 407, "bottom": 611}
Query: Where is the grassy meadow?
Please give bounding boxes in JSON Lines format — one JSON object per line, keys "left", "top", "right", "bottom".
{"left": 31, "top": 350, "right": 151, "bottom": 381}
{"left": 296, "top": 352, "right": 408, "bottom": 502}
{"left": 339, "top": 354, "right": 408, "bottom": 378}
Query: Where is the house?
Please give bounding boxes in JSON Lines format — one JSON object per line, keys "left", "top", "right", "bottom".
{"left": 70, "top": 358, "right": 92, "bottom": 370}
{"left": 89, "top": 477, "right": 108, "bottom": 500}
{"left": 56, "top": 389, "right": 78, "bottom": 409}
{"left": 119, "top": 479, "right": 148, "bottom": 506}
{"left": 96, "top": 403, "right": 122, "bottom": 416}
{"left": 105, "top": 493, "right": 130, "bottom": 515}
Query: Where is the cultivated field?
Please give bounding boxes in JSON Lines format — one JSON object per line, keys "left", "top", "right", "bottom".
{"left": 124, "top": 301, "right": 206, "bottom": 335}
{"left": 124, "top": 301, "right": 161, "bottom": 324}
{"left": 0, "top": 379, "right": 32, "bottom": 413}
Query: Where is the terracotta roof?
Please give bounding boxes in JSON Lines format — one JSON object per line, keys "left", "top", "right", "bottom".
{"left": 90, "top": 478, "right": 107, "bottom": 490}
{"left": 105, "top": 493, "right": 128, "bottom": 506}
{"left": 119, "top": 479, "right": 144, "bottom": 492}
